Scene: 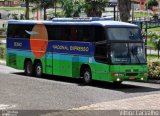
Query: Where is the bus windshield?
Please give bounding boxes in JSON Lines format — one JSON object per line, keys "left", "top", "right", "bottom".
{"left": 107, "top": 27, "right": 142, "bottom": 40}
{"left": 111, "top": 43, "right": 146, "bottom": 64}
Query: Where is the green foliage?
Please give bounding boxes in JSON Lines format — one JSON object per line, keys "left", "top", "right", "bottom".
{"left": 0, "top": 44, "right": 5, "bottom": 59}
{"left": 0, "top": 28, "right": 6, "bottom": 35}
{"left": 147, "top": 0, "right": 159, "bottom": 10}
{"left": 8, "top": 13, "right": 25, "bottom": 20}
{"left": 60, "top": 0, "right": 84, "bottom": 17}
{"left": 148, "top": 31, "right": 160, "bottom": 58}
{"left": 84, "top": 0, "right": 108, "bottom": 17}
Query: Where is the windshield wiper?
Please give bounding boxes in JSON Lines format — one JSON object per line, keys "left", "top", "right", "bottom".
{"left": 130, "top": 46, "right": 141, "bottom": 64}
{"left": 134, "top": 54, "right": 141, "bottom": 64}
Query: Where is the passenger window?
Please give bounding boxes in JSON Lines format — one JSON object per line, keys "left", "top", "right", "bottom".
{"left": 94, "top": 44, "right": 108, "bottom": 63}
{"left": 7, "top": 24, "right": 33, "bottom": 39}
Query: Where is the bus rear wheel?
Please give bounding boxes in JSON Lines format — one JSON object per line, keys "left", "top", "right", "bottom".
{"left": 24, "top": 60, "right": 33, "bottom": 76}
{"left": 35, "top": 62, "right": 42, "bottom": 78}
{"left": 82, "top": 68, "right": 92, "bottom": 84}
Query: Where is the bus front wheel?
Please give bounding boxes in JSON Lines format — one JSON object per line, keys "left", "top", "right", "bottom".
{"left": 82, "top": 68, "right": 92, "bottom": 84}
{"left": 24, "top": 60, "right": 33, "bottom": 76}
{"left": 35, "top": 62, "right": 42, "bottom": 78}
{"left": 113, "top": 81, "right": 122, "bottom": 85}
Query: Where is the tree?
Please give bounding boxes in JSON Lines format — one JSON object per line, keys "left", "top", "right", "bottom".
{"left": 21, "top": 0, "right": 35, "bottom": 20}
{"left": 147, "top": 0, "right": 158, "bottom": 10}
{"left": 118, "top": 0, "right": 131, "bottom": 22}
{"left": 150, "top": 33, "right": 160, "bottom": 58}
{"left": 32, "top": 0, "right": 55, "bottom": 20}
{"left": 60, "top": 0, "right": 84, "bottom": 17}
{"left": 147, "top": 0, "right": 159, "bottom": 19}
{"left": 23, "top": 0, "right": 29, "bottom": 19}
{"left": 84, "top": 0, "right": 108, "bottom": 17}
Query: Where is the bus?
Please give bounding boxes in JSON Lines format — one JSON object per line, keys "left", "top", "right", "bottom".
{"left": 6, "top": 18, "right": 147, "bottom": 84}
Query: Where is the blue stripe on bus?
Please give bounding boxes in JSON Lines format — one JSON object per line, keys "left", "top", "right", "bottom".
{"left": 7, "top": 39, "right": 31, "bottom": 50}
{"left": 7, "top": 39, "right": 95, "bottom": 56}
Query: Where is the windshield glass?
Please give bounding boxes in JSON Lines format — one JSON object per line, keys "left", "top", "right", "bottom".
{"left": 107, "top": 28, "right": 142, "bottom": 40}
{"left": 111, "top": 43, "right": 146, "bottom": 64}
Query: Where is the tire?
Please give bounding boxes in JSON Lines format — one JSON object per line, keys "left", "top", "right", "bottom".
{"left": 35, "top": 62, "right": 43, "bottom": 78}
{"left": 24, "top": 60, "right": 33, "bottom": 76}
{"left": 113, "top": 81, "right": 122, "bottom": 85}
{"left": 82, "top": 68, "right": 92, "bottom": 84}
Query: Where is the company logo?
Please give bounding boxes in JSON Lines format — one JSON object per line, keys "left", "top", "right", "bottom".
{"left": 29, "top": 22, "right": 48, "bottom": 58}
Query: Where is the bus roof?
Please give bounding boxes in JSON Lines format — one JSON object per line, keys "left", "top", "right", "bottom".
{"left": 8, "top": 19, "right": 138, "bottom": 28}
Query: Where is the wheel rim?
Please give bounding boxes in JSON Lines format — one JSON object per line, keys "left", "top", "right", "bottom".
{"left": 84, "top": 71, "right": 90, "bottom": 82}
{"left": 36, "top": 65, "right": 42, "bottom": 76}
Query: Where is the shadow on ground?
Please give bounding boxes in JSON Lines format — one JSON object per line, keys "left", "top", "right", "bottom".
{"left": 12, "top": 72, "right": 160, "bottom": 93}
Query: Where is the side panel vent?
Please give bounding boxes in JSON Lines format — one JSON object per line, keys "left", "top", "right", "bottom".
{"left": 8, "top": 54, "right": 16, "bottom": 65}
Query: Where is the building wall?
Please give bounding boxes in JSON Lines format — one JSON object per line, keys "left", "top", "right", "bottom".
{"left": 131, "top": 0, "right": 146, "bottom": 10}
{"left": 139, "top": 0, "right": 146, "bottom": 10}
{"left": 159, "top": 0, "right": 160, "bottom": 12}
{"left": 0, "top": 0, "right": 21, "bottom": 7}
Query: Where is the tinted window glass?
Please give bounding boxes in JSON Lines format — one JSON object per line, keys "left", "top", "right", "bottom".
{"left": 107, "top": 28, "right": 142, "bottom": 40}
{"left": 94, "top": 44, "right": 107, "bottom": 63}
{"left": 46, "top": 25, "right": 105, "bottom": 42}
{"left": 7, "top": 24, "right": 33, "bottom": 39}
{"left": 95, "top": 26, "right": 105, "bottom": 42}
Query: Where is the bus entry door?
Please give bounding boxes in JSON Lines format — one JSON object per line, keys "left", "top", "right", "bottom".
{"left": 45, "top": 53, "right": 53, "bottom": 75}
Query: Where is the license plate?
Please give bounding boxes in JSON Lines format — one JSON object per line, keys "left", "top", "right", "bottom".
{"left": 129, "top": 77, "right": 135, "bottom": 80}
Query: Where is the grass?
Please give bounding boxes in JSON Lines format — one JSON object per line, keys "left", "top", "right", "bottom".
{"left": 134, "top": 12, "right": 149, "bottom": 18}
{"left": 0, "top": 7, "right": 25, "bottom": 11}
{"left": 0, "top": 44, "right": 5, "bottom": 48}
{"left": 147, "top": 54, "right": 158, "bottom": 59}
{"left": 147, "top": 37, "right": 155, "bottom": 48}
{"left": 148, "top": 27, "right": 160, "bottom": 31}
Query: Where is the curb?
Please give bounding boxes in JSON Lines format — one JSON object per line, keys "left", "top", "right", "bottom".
{"left": 0, "top": 60, "right": 6, "bottom": 65}
{"left": 142, "top": 79, "right": 160, "bottom": 84}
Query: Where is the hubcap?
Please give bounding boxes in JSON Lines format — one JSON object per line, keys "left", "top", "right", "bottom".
{"left": 84, "top": 71, "right": 90, "bottom": 82}
{"left": 37, "top": 65, "right": 41, "bottom": 75}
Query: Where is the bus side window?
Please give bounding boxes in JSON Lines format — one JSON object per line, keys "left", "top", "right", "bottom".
{"left": 77, "top": 26, "right": 95, "bottom": 42}
{"left": 94, "top": 26, "right": 107, "bottom": 63}
{"left": 95, "top": 26, "right": 105, "bottom": 42}
{"left": 47, "top": 25, "right": 56, "bottom": 40}
{"left": 94, "top": 44, "right": 107, "bottom": 63}
{"left": 69, "top": 27, "right": 77, "bottom": 41}
{"left": 7, "top": 24, "right": 33, "bottom": 39}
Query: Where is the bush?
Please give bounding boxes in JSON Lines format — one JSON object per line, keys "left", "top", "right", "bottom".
{"left": 0, "top": 28, "right": 6, "bottom": 35}
{"left": 0, "top": 46, "right": 5, "bottom": 59}
{"left": 148, "top": 60, "right": 160, "bottom": 79}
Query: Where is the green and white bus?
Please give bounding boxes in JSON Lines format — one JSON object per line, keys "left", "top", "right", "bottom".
{"left": 6, "top": 18, "right": 147, "bottom": 84}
